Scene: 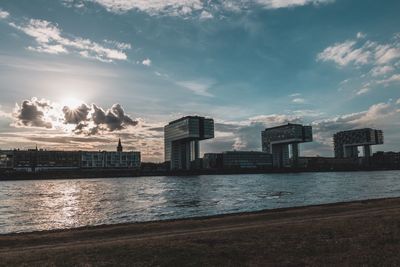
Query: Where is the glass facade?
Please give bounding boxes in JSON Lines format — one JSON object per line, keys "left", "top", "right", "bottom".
{"left": 203, "top": 151, "right": 273, "bottom": 169}
{"left": 164, "top": 116, "right": 214, "bottom": 170}
{"left": 334, "top": 128, "right": 384, "bottom": 158}
{"left": 222, "top": 151, "right": 273, "bottom": 169}
{"left": 261, "top": 123, "right": 313, "bottom": 168}
{"left": 262, "top": 124, "right": 313, "bottom": 151}
{"left": 81, "top": 151, "right": 141, "bottom": 169}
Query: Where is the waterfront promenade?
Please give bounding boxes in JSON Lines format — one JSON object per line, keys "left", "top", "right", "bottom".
{"left": 1, "top": 197, "right": 400, "bottom": 266}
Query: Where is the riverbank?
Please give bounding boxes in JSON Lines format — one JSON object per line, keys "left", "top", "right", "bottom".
{"left": 1, "top": 197, "right": 400, "bottom": 266}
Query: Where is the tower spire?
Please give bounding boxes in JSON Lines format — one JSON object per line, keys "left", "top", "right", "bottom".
{"left": 117, "top": 138, "right": 123, "bottom": 152}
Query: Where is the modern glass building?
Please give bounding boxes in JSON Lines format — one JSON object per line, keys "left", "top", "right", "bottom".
{"left": 333, "top": 128, "right": 384, "bottom": 159}
{"left": 164, "top": 116, "right": 214, "bottom": 170}
{"left": 261, "top": 123, "right": 313, "bottom": 168}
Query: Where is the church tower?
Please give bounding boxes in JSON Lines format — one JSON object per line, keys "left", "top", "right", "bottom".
{"left": 117, "top": 138, "right": 123, "bottom": 152}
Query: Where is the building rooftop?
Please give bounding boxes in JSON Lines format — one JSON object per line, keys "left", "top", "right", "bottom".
{"left": 263, "top": 123, "right": 307, "bottom": 131}
{"left": 167, "top": 115, "right": 212, "bottom": 125}
{"left": 333, "top": 128, "right": 378, "bottom": 135}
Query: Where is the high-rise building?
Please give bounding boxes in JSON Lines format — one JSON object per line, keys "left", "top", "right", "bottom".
{"left": 164, "top": 116, "right": 214, "bottom": 170}
{"left": 261, "top": 123, "right": 312, "bottom": 168}
{"left": 333, "top": 128, "right": 383, "bottom": 159}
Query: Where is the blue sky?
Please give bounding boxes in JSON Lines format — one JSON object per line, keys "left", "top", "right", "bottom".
{"left": 0, "top": 0, "right": 399, "bottom": 162}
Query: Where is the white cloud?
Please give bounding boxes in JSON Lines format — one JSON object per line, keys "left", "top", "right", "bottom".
{"left": 87, "top": 0, "right": 203, "bottom": 15}
{"left": 317, "top": 40, "right": 371, "bottom": 66}
{"left": 357, "top": 32, "right": 366, "bottom": 39}
{"left": 318, "top": 33, "right": 400, "bottom": 67}
{"left": 70, "top": 0, "right": 335, "bottom": 18}
{"left": 0, "top": 9, "right": 9, "bottom": 19}
{"left": 292, "top": 109, "right": 324, "bottom": 117}
{"left": 103, "top": 39, "right": 132, "bottom": 50}
{"left": 318, "top": 32, "right": 400, "bottom": 91}
{"left": 199, "top": 10, "right": 213, "bottom": 20}
{"left": 177, "top": 80, "right": 214, "bottom": 97}
{"left": 248, "top": 114, "right": 302, "bottom": 126}
{"left": 292, "top": 98, "right": 305, "bottom": 103}
{"left": 0, "top": 106, "right": 12, "bottom": 119}
{"left": 9, "top": 18, "right": 130, "bottom": 62}
{"left": 142, "top": 58, "right": 151, "bottom": 66}
{"left": 255, "top": 0, "right": 334, "bottom": 9}
{"left": 289, "top": 93, "right": 306, "bottom": 103}
{"left": 313, "top": 101, "right": 398, "bottom": 130}
{"left": 353, "top": 102, "right": 396, "bottom": 125}
{"left": 370, "top": 65, "right": 394, "bottom": 77}
{"left": 376, "top": 74, "right": 400, "bottom": 85}
{"left": 374, "top": 44, "right": 400, "bottom": 65}
{"left": 290, "top": 93, "right": 301, "bottom": 97}
{"left": 396, "top": 98, "right": 400, "bottom": 105}
{"left": 356, "top": 87, "right": 370, "bottom": 95}
{"left": 27, "top": 44, "right": 68, "bottom": 54}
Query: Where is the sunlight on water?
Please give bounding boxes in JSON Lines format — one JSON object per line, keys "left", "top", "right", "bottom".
{"left": 0, "top": 171, "right": 400, "bottom": 234}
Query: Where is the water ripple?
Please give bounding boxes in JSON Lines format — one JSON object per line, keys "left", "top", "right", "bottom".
{"left": 0, "top": 171, "right": 400, "bottom": 234}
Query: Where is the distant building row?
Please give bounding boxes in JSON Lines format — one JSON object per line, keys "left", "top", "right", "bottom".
{"left": 164, "top": 115, "right": 386, "bottom": 170}
{"left": 0, "top": 116, "right": 389, "bottom": 172}
{"left": 0, "top": 139, "right": 140, "bottom": 172}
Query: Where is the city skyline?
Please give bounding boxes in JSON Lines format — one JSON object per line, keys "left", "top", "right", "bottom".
{"left": 0, "top": 0, "right": 400, "bottom": 162}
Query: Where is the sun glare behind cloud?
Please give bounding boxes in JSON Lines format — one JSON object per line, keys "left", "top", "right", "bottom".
{"left": 62, "top": 97, "right": 83, "bottom": 109}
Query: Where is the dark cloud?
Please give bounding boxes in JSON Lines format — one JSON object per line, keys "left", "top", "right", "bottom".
{"left": 72, "top": 122, "right": 89, "bottom": 135}
{"left": 92, "top": 103, "right": 137, "bottom": 131}
{"left": 62, "top": 103, "right": 90, "bottom": 124}
{"left": 92, "top": 104, "right": 106, "bottom": 125}
{"left": 60, "top": 103, "right": 138, "bottom": 135}
{"left": 13, "top": 98, "right": 52, "bottom": 128}
{"left": 12, "top": 98, "right": 138, "bottom": 135}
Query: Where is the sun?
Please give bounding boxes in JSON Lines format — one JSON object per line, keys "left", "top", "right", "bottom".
{"left": 62, "top": 97, "right": 83, "bottom": 109}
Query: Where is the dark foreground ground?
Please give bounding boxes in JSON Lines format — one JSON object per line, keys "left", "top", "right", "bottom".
{"left": 1, "top": 198, "right": 400, "bottom": 266}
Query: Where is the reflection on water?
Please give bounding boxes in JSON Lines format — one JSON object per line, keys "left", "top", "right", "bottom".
{"left": 0, "top": 171, "right": 400, "bottom": 234}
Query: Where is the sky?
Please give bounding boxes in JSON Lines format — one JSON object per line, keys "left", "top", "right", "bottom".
{"left": 0, "top": 0, "right": 399, "bottom": 162}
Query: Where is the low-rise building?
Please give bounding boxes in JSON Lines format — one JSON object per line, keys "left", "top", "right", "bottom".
{"left": 298, "top": 156, "right": 359, "bottom": 170}
{"left": 372, "top": 151, "right": 400, "bottom": 168}
{"left": 0, "top": 150, "right": 13, "bottom": 169}
{"left": 203, "top": 151, "right": 273, "bottom": 169}
{"left": 80, "top": 151, "right": 140, "bottom": 169}
{"left": 203, "top": 153, "right": 223, "bottom": 169}
{"left": 0, "top": 139, "right": 141, "bottom": 172}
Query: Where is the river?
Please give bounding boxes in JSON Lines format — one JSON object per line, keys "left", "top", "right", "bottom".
{"left": 1, "top": 171, "right": 399, "bottom": 234}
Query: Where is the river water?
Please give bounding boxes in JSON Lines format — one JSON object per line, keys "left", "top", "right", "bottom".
{"left": 1, "top": 171, "right": 400, "bottom": 234}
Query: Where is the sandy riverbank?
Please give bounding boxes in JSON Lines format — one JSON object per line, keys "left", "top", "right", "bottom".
{"left": 1, "top": 197, "right": 400, "bottom": 266}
